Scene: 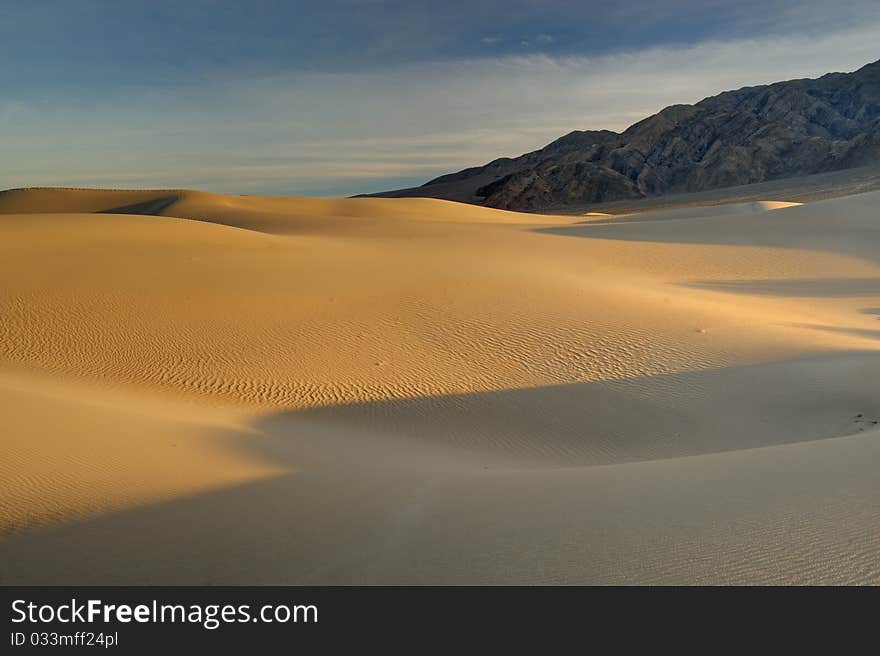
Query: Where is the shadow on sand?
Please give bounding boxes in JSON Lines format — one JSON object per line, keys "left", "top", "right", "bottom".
{"left": 681, "top": 278, "right": 880, "bottom": 298}
{"left": 2, "top": 351, "right": 880, "bottom": 584}
{"left": 534, "top": 192, "right": 880, "bottom": 269}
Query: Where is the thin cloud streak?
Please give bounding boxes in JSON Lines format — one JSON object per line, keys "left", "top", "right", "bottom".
{"left": 1, "top": 21, "right": 878, "bottom": 196}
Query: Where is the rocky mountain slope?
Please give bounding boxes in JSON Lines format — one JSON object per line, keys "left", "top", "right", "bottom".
{"left": 368, "top": 60, "right": 880, "bottom": 211}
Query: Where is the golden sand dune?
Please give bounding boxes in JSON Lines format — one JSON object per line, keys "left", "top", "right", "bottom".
{"left": 1, "top": 188, "right": 879, "bottom": 584}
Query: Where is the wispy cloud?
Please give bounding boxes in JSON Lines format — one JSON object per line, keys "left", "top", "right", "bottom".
{"left": 1, "top": 19, "right": 878, "bottom": 195}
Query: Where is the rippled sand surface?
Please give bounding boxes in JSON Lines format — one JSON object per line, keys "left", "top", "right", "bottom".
{"left": 1, "top": 187, "right": 879, "bottom": 584}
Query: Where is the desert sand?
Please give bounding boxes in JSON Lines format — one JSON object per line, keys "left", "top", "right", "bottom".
{"left": 1, "top": 187, "right": 878, "bottom": 584}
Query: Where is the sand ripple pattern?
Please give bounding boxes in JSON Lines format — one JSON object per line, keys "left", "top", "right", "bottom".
{"left": 2, "top": 188, "right": 880, "bottom": 584}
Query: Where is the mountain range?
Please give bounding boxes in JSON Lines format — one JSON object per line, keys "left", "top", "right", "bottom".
{"left": 367, "top": 60, "right": 880, "bottom": 211}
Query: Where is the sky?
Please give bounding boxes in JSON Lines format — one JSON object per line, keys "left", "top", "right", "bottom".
{"left": 1, "top": 1, "right": 878, "bottom": 196}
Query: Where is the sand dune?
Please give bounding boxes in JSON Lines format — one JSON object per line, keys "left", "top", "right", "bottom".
{"left": 578, "top": 199, "right": 803, "bottom": 224}
{"left": 1, "top": 188, "right": 879, "bottom": 584}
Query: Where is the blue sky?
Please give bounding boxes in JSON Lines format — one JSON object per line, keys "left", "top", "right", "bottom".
{"left": 1, "top": 1, "right": 878, "bottom": 196}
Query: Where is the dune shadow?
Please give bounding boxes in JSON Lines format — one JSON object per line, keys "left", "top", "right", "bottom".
{"left": 785, "top": 323, "right": 880, "bottom": 341}
{"left": 681, "top": 278, "right": 880, "bottom": 298}
{"left": 97, "top": 195, "right": 179, "bottom": 217}
{"left": 0, "top": 473, "right": 389, "bottom": 585}
{"left": 534, "top": 192, "right": 880, "bottom": 267}
{"left": 253, "top": 351, "right": 880, "bottom": 467}
{"left": 565, "top": 214, "right": 685, "bottom": 227}
{"left": 3, "top": 350, "right": 880, "bottom": 585}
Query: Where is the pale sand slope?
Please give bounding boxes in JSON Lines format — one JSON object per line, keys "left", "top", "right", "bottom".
{"left": 0, "top": 188, "right": 879, "bottom": 584}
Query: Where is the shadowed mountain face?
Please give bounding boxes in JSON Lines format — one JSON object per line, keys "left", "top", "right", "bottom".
{"left": 368, "top": 60, "right": 880, "bottom": 211}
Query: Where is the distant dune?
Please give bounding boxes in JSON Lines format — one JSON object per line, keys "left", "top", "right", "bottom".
{"left": 1, "top": 187, "right": 879, "bottom": 584}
